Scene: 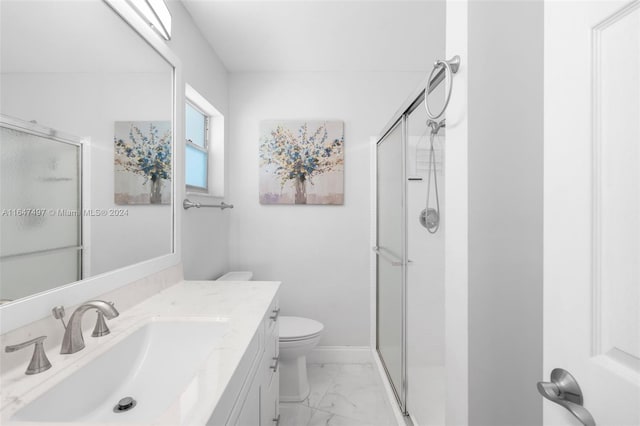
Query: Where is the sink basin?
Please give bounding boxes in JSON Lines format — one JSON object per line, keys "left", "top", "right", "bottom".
{"left": 11, "top": 319, "right": 228, "bottom": 423}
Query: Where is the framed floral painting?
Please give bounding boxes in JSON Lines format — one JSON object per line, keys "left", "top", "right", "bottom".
{"left": 259, "top": 120, "right": 344, "bottom": 205}
{"left": 114, "top": 121, "right": 172, "bottom": 205}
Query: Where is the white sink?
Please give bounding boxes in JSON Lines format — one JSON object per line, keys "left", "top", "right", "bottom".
{"left": 11, "top": 319, "right": 228, "bottom": 423}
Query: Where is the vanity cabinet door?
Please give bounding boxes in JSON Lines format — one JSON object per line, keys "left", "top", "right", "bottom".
{"left": 233, "top": 379, "right": 261, "bottom": 426}
{"left": 210, "top": 295, "right": 280, "bottom": 426}
{"left": 262, "top": 365, "right": 279, "bottom": 426}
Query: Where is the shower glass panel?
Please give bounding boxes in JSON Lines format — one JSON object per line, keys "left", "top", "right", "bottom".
{"left": 376, "top": 119, "right": 405, "bottom": 411}
{"left": 0, "top": 124, "right": 81, "bottom": 301}
{"left": 406, "top": 97, "right": 446, "bottom": 425}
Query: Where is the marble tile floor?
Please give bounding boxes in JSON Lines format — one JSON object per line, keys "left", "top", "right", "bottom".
{"left": 279, "top": 363, "right": 399, "bottom": 426}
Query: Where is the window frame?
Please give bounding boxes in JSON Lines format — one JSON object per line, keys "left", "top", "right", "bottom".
{"left": 185, "top": 100, "right": 210, "bottom": 193}
{"left": 184, "top": 84, "right": 225, "bottom": 198}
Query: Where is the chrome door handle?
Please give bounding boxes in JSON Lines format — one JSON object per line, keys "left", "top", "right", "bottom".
{"left": 537, "top": 368, "right": 596, "bottom": 426}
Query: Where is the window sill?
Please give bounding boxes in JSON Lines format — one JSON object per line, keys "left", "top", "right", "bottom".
{"left": 185, "top": 191, "right": 225, "bottom": 200}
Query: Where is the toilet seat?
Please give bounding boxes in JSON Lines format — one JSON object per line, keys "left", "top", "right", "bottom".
{"left": 279, "top": 316, "right": 324, "bottom": 342}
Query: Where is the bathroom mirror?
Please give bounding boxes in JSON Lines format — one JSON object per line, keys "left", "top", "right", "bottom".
{"left": 0, "top": 0, "right": 175, "bottom": 304}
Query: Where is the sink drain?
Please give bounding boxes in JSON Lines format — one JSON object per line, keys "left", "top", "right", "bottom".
{"left": 113, "top": 396, "right": 137, "bottom": 413}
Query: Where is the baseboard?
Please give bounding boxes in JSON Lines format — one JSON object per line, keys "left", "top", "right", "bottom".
{"left": 307, "top": 346, "right": 373, "bottom": 364}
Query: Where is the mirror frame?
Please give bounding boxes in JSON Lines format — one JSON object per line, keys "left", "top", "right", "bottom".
{"left": 0, "top": 0, "right": 183, "bottom": 334}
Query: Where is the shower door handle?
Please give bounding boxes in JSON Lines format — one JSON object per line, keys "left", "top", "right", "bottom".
{"left": 372, "top": 246, "right": 403, "bottom": 266}
{"left": 537, "top": 368, "right": 596, "bottom": 426}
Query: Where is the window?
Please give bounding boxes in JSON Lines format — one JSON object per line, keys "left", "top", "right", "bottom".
{"left": 185, "top": 102, "right": 209, "bottom": 191}
{"left": 184, "top": 84, "right": 224, "bottom": 197}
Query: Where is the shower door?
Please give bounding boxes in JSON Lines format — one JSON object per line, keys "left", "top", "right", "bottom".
{"left": 376, "top": 118, "right": 406, "bottom": 412}
{"left": 405, "top": 97, "right": 446, "bottom": 426}
{"left": 0, "top": 118, "right": 82, "bottom": 302}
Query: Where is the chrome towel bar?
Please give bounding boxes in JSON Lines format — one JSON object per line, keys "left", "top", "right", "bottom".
{"left": 372, "top": 246, "right": 403, "bottom": 266}
{"left": 183, "top": 199, "right": 234, "bottom": 210}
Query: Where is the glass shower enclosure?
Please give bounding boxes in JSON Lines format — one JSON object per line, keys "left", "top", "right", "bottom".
{"left": 375, "top": 90, "right": 446, "bottom": 424}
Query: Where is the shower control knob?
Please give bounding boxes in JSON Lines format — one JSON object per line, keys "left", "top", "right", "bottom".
{"left": 419, "top": 208, "right": 440, "bottom": 233}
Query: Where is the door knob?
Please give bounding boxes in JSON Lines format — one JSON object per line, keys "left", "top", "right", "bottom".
{"left": 537, "top": 368, "right": 596, "bottom": 426}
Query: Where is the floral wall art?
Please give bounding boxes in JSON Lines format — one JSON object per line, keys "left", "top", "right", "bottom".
{"left": 114, "top": 121, "right": 172, "bottom": 205}
{"left": 259, "top": 120, "right": 344, "bottom": 205}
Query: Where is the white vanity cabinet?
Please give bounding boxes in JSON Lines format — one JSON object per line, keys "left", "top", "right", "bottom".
{"left": 207, "top": 297, "right": 280, "bottom": 426}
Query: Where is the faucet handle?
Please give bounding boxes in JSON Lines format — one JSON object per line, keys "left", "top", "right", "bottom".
{"left": 91, "top": 302, "right": 115, "bottom": 337}
{"left": 5, "top": 336, "right": 52, "bottom": 375}
{"left": 92, "top": 312, "right": 110, "bottom": 337}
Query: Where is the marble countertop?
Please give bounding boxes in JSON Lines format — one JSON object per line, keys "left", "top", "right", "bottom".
{"left": 0, "top": 280, "right": 280, "bottom": 425}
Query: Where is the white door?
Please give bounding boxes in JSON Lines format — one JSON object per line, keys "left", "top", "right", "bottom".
{"left": 544, "top": 0, "right": 640, "bottom": 425}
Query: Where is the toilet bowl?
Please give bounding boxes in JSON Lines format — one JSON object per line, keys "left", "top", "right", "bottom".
{"left": 278, "top": 316, "right": 324, "bottom": 402}
{"left": 216, "top": 271, "right": 324, "bottom": 403}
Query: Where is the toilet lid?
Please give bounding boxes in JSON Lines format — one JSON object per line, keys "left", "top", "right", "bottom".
{"left": 279, "top": 316, "right": 324, "bottom": 341}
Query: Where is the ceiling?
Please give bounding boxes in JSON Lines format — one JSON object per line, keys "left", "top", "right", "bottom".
{"left": 180, "top": 0, "right": 446, "bottom": 72}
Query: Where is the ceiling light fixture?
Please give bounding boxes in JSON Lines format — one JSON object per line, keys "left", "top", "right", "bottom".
{"left": 126, "top": 0, "right": 172, "bottom": 40}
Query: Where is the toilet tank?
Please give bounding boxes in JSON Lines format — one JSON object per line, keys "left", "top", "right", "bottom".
{"left": 216, "top": 271, "right": 253, "bottom": 281}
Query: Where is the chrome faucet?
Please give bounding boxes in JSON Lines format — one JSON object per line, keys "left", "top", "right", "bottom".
{"left": 60, "top": 300, "right": 119, "bottom": 354}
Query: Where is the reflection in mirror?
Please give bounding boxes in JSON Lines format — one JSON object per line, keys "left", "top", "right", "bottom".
{"left": 0, "top": 0, "right": 174, "bottom": 303}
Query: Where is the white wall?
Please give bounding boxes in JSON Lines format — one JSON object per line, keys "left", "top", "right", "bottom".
{"left": 228, "top": 71, "right": 424, "bottom": 346}
{"left": 467, "top": 1, "right": 543, "bottom": 425}
{"left": 168, "top": 1, "right": 231, "bottom": 280}
{"left": 444, "top": 0, "right": 469, "bottom": 423}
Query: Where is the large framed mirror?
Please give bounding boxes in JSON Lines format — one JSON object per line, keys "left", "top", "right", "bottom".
{"left": 0, "top": 0, "right": 181, "bottom": 332}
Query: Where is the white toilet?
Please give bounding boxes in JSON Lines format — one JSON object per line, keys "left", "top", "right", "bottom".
{"left": 278, "top": 316, "right": 323, "bottom": 402}
{"left": 217, "top": 271, "right": 324, "bottom": 402}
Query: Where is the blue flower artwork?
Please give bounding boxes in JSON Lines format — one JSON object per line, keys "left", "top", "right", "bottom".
{"left": 114, "top": 121, "right": 172, "bottom": 205}
{"left": 259, "top": 121, "right": 344, "bottom": 205}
